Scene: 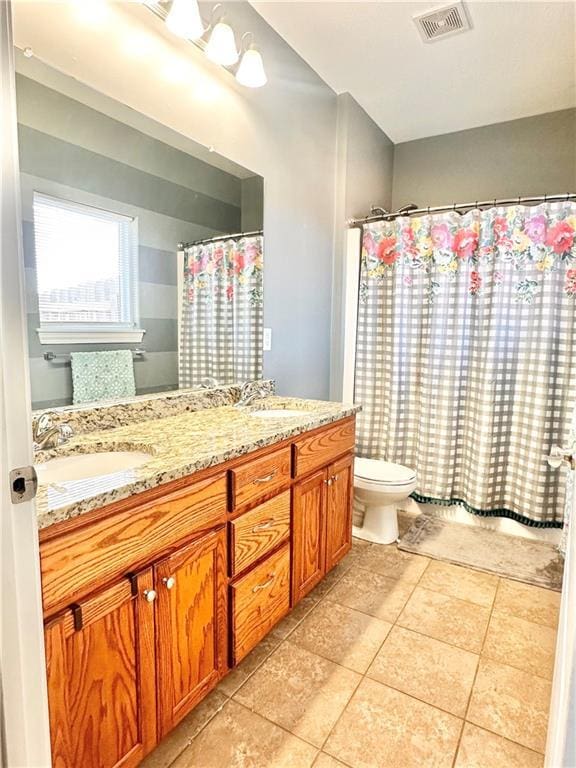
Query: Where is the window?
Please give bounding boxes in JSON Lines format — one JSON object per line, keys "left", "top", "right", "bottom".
{"left": 33, "top": 193, "right": 143, "bottom": 343}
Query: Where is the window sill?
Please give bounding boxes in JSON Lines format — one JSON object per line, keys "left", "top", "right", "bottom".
{"left": 37, "top": 328, "right": 146, "bottom": 345}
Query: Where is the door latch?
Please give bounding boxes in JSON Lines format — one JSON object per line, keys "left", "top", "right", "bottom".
{"left": 9, "top": 465, "right": 38, "bottom": 503}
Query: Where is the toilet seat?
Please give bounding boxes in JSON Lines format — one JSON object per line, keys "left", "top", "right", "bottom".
{"left": 354, "top": 457, "right": 416, "bottom": 487}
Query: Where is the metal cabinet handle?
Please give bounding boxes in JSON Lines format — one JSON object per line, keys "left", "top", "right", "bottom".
{"left": 252, "top": 573, "right": 276, "bottom": 592}
{"left": 162, "top": 576, "right": 176, "bottom": 590}
{"left": 253, "top": 470, "right": 277, "bottom": 484}
{"left": 252, "top": 518, "right": 275, "bottom": 532}
{"left": 324, "top": 478, "right": 333, "bottom": 486}
{"left": 143, "top": 589, "right": 157, "bottom": 603}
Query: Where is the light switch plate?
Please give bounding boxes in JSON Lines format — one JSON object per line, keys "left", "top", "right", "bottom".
{"left": 263, "top": 327, "right": 272, "bottom": 351}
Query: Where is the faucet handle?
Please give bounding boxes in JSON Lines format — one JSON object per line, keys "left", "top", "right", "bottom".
{"left": 60, "top": 424, "right": 74, "bottom": 441}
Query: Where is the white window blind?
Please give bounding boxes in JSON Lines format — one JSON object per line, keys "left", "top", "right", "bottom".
{"left": 33, "top": 193, "right": 140, "bottom": 340}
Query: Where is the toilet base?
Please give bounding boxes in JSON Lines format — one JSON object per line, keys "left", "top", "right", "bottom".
{"left": 352, "top": 503, "right": 399, "bottom": 545}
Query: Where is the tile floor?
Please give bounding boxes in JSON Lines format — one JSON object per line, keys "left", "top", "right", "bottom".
{"left": 142, "top": 517, "right": 561, "bottom": 768}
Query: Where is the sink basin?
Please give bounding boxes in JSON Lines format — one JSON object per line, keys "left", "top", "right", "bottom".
{"left": 250, "top": 409, "right": 306, "bottom": 419}
{"left": 36, "top": 451, "right": 151, "bottom": 485}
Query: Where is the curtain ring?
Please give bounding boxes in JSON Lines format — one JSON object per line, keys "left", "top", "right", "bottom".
{"left": 493, "top": 199, "right": 496, "bottom": 207}
{"left": 474, "top": 201, "right": 478, "bottom": 209}
{"left": 566, "top": 193, "right": 570, "bottom": 201}
{"left": 517, "top": 196, "right": 521, "bottom": 204}
{"left": 427, "top": 206, "right": 430, "bottom": 215}
{"left": 453, "top": 203, "right": 456, "bottom": 211}
{"left": 544, "top": 194, "right": 548, "bottom": 202}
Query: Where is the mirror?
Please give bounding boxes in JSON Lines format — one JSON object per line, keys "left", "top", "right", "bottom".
{"left": 15, "top": 53, "right": 264, "bottom": 410}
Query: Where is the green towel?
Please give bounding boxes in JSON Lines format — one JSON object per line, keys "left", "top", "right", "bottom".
{"left": 71, "top": 350, "right": 136, "bottom": 404}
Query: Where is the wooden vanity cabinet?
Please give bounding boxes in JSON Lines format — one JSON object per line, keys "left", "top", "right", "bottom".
{"left": 154, "top": 528, "right": 228, "bottom": 738}
{"left": 40, "top": 416, "right": 356, "bottom": 767}
{"left": 292, "top": 453, "right": 354, "bottom": 605}
{"left": 44, "top": 570, "right": 156, "bottom": 768}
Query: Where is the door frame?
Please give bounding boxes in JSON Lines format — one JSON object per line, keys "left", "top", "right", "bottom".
{"left": 0, "top": 3, "right": 51, "bottom": 765}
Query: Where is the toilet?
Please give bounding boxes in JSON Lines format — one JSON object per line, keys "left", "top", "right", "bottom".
{"left": 353, "top": 458, "right": 417, "bottom": 544}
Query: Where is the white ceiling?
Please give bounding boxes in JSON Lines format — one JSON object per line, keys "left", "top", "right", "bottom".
{"left": 250, "top": 1, "right": 576, "bottom": 142}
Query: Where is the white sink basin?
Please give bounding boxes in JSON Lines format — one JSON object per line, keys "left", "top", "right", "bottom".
{"left": 36, "top": 451, "right": 151, "bottom": 485}
{"left": 250, "top": 409, "right": 306, "bottom": 419}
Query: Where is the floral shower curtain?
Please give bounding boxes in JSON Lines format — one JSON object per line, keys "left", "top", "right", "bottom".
{"left": 355, "top": 202, "right": 576, "bottom": 527}
{"left": 179, "top": 234, "right": 263, "bottom": 388}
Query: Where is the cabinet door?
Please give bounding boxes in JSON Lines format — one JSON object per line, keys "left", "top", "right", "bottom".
{"left": 292, "top": 468, "right": 327, "bottom": 605}
{"left": 325, "top": 453, "right": 353, "bottom": 571}
{"left": 44, "top": 571, "right": 156, "bottom": 768}
{"left": 154, "top": 528, "right": 228, "bottom": 738}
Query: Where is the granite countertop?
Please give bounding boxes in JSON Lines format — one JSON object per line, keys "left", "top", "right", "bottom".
{"left": 35, "top": 396, "right": 360, "bottom": 531}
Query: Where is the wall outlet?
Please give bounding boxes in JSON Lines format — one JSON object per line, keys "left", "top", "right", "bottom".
{"left": 263, "top": 327, "right": 272, "bottom": 351}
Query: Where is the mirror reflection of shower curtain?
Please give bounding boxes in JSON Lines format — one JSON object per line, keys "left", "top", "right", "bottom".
{"left": 355, "top": 202, "right": 576, "bottom": 527}
{"left": 179, "top": 234, "right": 263, "bottom": 388}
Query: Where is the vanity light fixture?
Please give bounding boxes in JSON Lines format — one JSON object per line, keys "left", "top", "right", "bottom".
{"left": 146, "top": 1, "right": 267, "bottom": 87}
{"left": 205, "top": 20, "right": 239, "bottom": 66}
{"left": 236, "top": 34, "right": 267, "bottom": 88}
{"left": 165, "top": 0, "right": 204, "bottom": 41}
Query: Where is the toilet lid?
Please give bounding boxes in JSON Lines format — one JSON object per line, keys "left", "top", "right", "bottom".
{"left": 354, "top": 457, "right": 416, "bottom": 484}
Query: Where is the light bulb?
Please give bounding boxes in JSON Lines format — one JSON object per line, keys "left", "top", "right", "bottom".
{"left": 166, "top": 0, "right": 204, "bottom": 41}
{"left": 236, "top": 47, "right": 267, "bottom": 88}
{"left": 206, "top": 21, "right": 238, "bottom": 66}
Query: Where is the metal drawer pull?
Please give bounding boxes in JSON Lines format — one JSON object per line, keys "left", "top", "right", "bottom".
{"left": 143, "top": 589, "right": 157, "bottom": 603}
{"left": 163, "top": 576, "right": 176, "bottom": 590}
{"left": 253, "top": 470, "right": 277, "bottom": 484}
{"left": 252, "top": 518, "right": 275, "bottom": 532}
{"left": 324, "top": 478, "right": 332, "bottom": 486}
{"left": 252, "top": 573, "right": 276, "bottom": 592}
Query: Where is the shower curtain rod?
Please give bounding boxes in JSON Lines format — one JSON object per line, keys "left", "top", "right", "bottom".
{"left": 178, "top": 230, "right": 263, "bottom": 250}
{"left": 348, "top": 193, "right": 576, "bottom": 227}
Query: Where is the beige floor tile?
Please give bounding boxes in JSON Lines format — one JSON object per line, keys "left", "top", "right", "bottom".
{"left": 313, "top": 754, "right": 349, "bottom": 768}
{"left": 233, "top": 641, "right": 361, "bottom": 747}
{"left": 367, "top": 626, "right": 478, "bottom": 717}
{"left": 171, "top": 700, "right": 317, "bottom": 768}
{"left": 494, "top": 579, "right": 560, "bottom": 628}
{"left": 482, "top": 612, "right": 557, "bottom": 680}
{"left": 273, "top": 595, "right": 318, "bottom": 638}
{"left": 289, "top": 600, "right": 392, "bottom": 673}
{"left": 217, "top": 629, "right": 284, "bottom": 696}
{"left": 324, "top": 677, "right": 462, "bottom": 768}
{"left": 141, "top": 689, "right": 228, "bottom": 768}
{"left": 397, "top": 587, "right": 491, "bottom": 652}
{"left": 361, "top": 546, "right": 430, "bottom": 583}
{"left": 467, "top": 659, "right": 552, "bottom": 753}
{"left": 326, "top": 565, "right": 415, "bottom": 622}
{"left": 455, "top": 723, "right": 544, "bottom": 768}
{"left": 419, "top": 560, "right": 498, "bottom": 607}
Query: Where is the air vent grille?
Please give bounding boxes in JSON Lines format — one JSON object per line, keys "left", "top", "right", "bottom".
{"left": 413, "top": 2, "right": 471, "bottom": 42}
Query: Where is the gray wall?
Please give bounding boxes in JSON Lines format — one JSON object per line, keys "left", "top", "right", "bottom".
{"left": 16, "top": 74, "right": 263, "bottom": 409}
{"left": 392, "top": 109, "right": 576, "bottom": 210}
{"left": 330, "top": 93, "right": 394, "bottom": 399}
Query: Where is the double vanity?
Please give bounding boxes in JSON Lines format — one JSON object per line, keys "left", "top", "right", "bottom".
{"left": 35, "top": 386, "right": 358, "bottom": 768}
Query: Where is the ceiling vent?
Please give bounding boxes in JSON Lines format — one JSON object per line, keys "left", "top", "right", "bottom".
{"left": 413, "top": 1, "right": 471, "bottom": 43}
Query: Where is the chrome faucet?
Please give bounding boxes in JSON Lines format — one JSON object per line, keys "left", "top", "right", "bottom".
{"left": 33, "top": 412, "right": 74, "bottom": 451}
{"left": 235, "top": 382, "right": 269, "bottom": 408}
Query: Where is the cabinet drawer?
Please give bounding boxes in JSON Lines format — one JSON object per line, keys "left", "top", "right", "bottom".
{"left": 230, "top": 446, "right": 291, "bottom": 510}
{"left": 41, "top": 473, "right": 227, "bottom": 616}
{"left": 231, "top": 543, "right": 290, "bottom": 663}
{"left": 293, "top": 418, "right": 355, "bottom": 478}
{"left": 230, "top": 491, "right": 290, "bottom": 577}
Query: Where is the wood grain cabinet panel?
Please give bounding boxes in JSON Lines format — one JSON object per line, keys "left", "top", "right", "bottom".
{"left": 40, "top": 474, "right": 227, "bottom": 617}
{"left": 44, "top": 570, "right": 156, "bottom": 768}
{"left": 230, "top": 446, "right": 291, "bottom": 510}
{"left": 230, "top": 543, "right": 290, "bottom": 664}
{"left": 154, "top": 528, "right": 228, "bottom": 738}
{"left": 292, "top": 418, "right": 355, "bottom": 478}
{"left": 230, "top": 491, "right": 291, "bottom": 577}
{"left": 291, "top": 469, "right": 327, "bottom": 605}
{"left": 325, "top": 454, "right": 353, "bottom": 571}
